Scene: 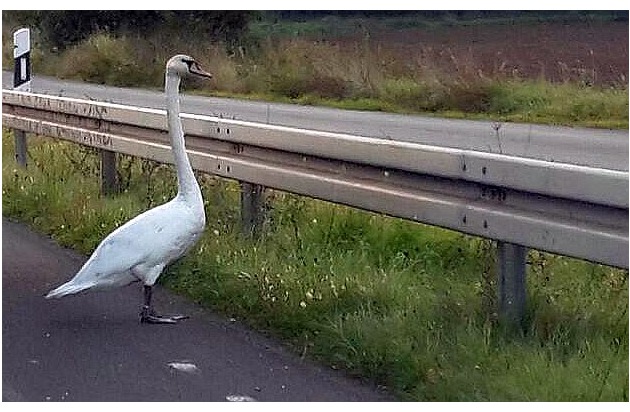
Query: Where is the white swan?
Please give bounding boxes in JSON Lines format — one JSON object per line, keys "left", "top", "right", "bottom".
{"left": 46, "top": 55, "right": 212, "bottom": 324}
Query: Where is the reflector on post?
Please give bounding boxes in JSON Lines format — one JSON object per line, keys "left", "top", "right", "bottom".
{"left": 13, "top": 28, "right": 31, "bottom": 92}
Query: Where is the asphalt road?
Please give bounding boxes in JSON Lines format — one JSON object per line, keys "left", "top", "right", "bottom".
{"left": 2, "top": 218, "right": 392, "bottom": 402}
{"left": 2, "top": 71, "right": 628, "bottom": 171}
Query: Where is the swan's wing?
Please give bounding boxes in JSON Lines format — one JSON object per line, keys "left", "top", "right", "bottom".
{"left": 46, "top": 205, "right": 173, "bottom": 297}
{"left": 70, "top": 201, "right": 202, "bottom": 285}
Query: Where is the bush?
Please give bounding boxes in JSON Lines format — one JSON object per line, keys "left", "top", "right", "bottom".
{"left": 379, "top": 78, "right": 448, "bottom": 112}
{"left": 269, "top": 67, "right": 314, "bottom": 99}
{"left": 269, "top": 69, "right": 350, "bottom": 100}
{"left": 57, "top": 33, "right": 157, "bottom": 87}
{"left": 445, "top": 81, "right": 494, "bottom": 113}
{"left": 488, "top": 82, "right": 550, "bottom": 115}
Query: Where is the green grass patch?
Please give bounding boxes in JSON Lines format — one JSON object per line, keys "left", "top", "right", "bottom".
{"left": 201, "top": 80, "right": 628, "bottom": 129}
{"left": 486, "top": 81, "right": 629, "bottom": 128}
{"left": 2, "top": 130, "right": 627, "bottom": 401}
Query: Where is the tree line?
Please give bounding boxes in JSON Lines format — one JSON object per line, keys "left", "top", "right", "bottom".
{"left": 4, "top": 11, "right": 256, "bottom": 50}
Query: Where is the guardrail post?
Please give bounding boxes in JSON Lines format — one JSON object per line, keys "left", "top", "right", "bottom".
{"left": 496, "top": 241, "right": 527, "bottom": 329}
{"left": 100, "top": 150, "right": 119, "bottom": 196}
{"left": 14, "top": 130, "right": 28, "bottom": 167}
{"left": 13, "top": 28, "right": 31, "bottom": 168}
{"left": 241, "top": 182, "right": 265, "bottom": 237}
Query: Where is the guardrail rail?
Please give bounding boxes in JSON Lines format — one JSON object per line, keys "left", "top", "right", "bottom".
{"left": 3, "top": 89, "right": 628, "bottom": 326}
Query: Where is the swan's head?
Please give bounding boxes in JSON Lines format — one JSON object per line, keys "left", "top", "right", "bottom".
{"left": 166, "top": 54, "right": 212, "bottom": 79}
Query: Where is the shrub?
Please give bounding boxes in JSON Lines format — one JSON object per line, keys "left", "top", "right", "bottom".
{"left": 445, "top": 80, "right": 494, "bottom": 113}
{"left": 57, "top": 33, "right": 157, "bottom": 87}
{"left": 379, "top": 78, "right": 448, "bottom": 112}
{"left": 488, "top": 82, "right": 550, "bottom": 115}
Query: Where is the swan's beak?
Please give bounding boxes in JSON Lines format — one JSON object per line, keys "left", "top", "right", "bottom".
{"left": 190, "top": 61, "right": 213, "bottom": 79}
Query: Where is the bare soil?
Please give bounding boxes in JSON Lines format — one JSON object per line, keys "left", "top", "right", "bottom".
{"left": 342, "top": 21, "right": 628, "bottom": 86}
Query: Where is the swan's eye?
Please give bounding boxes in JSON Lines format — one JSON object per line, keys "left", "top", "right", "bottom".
{"left": 182, "top": 59, "right": 193, "bottom": 70}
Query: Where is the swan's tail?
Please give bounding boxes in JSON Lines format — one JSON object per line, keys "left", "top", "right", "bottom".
{"left": 45, "top": 281, "right": 94, "bottom": 299}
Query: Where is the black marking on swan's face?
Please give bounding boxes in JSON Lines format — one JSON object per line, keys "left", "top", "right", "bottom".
{"left": 181, "top": 57, "right": 195, "bottom": 70}
{"left": 181, "top": 57, "right": 212, "bottom": 79}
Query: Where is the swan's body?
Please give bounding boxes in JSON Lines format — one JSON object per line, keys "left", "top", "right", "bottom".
{"left": 46, "top": 55, "right": 212, "bottom": 323}
{"left": 45, "top": 198, "right": 204, "bottom": 295}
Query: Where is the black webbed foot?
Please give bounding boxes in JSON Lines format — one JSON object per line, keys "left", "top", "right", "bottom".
{"left": 140, "top": 306, "right": 189, "bottom": 324}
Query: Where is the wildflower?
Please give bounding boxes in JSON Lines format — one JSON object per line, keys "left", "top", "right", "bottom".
{"left": 299, "top": 301, "right": 307, "bottom": 308}
{"left": 330, "top": 281, "right": 339, "bottom": 298}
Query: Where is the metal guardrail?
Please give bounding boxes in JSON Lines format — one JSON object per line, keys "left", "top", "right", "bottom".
{"left": 3, "top": 89, "right": 627, "bottom": 270}
{"left": 3, "top": 88, "right": 628, "bottom": 327}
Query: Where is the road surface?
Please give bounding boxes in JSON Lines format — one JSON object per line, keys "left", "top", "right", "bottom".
{"left": 2, "top": 71, "right": 627, "bottom": 171}
{"left": 2, "top": 218, "right": 392, "bottom": 401}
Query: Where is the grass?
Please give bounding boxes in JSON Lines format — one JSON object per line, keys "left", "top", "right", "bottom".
{"left": 2, "top": 27, "right": 628, "bottom": 129}
{"left": 2, "top": 130, "right": 628, "bottom": 401}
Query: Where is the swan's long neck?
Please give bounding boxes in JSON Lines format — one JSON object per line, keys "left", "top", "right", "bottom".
{"left": 165, "top": 72, "right": 201, "bottom": 201}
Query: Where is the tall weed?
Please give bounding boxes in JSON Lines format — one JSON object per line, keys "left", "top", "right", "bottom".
{"left": 57, "top": 33, "right": 155, "bottom": 87}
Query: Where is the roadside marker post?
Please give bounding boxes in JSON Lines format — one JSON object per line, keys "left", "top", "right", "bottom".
{"left": 13, "top": 28, "right": 31, "bottom": 167}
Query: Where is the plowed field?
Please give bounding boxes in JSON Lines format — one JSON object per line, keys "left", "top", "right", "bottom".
{"left": 343, "top": 21, "right": 628, "bottom": 86}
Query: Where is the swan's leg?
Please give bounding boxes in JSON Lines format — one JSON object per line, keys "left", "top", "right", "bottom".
{"left": 140, "top": 285, "right": 188, "bottom": 324}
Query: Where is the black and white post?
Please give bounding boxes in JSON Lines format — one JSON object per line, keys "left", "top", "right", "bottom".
{"left": 13, "top": 28, "right": 31, "bottom": 167}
